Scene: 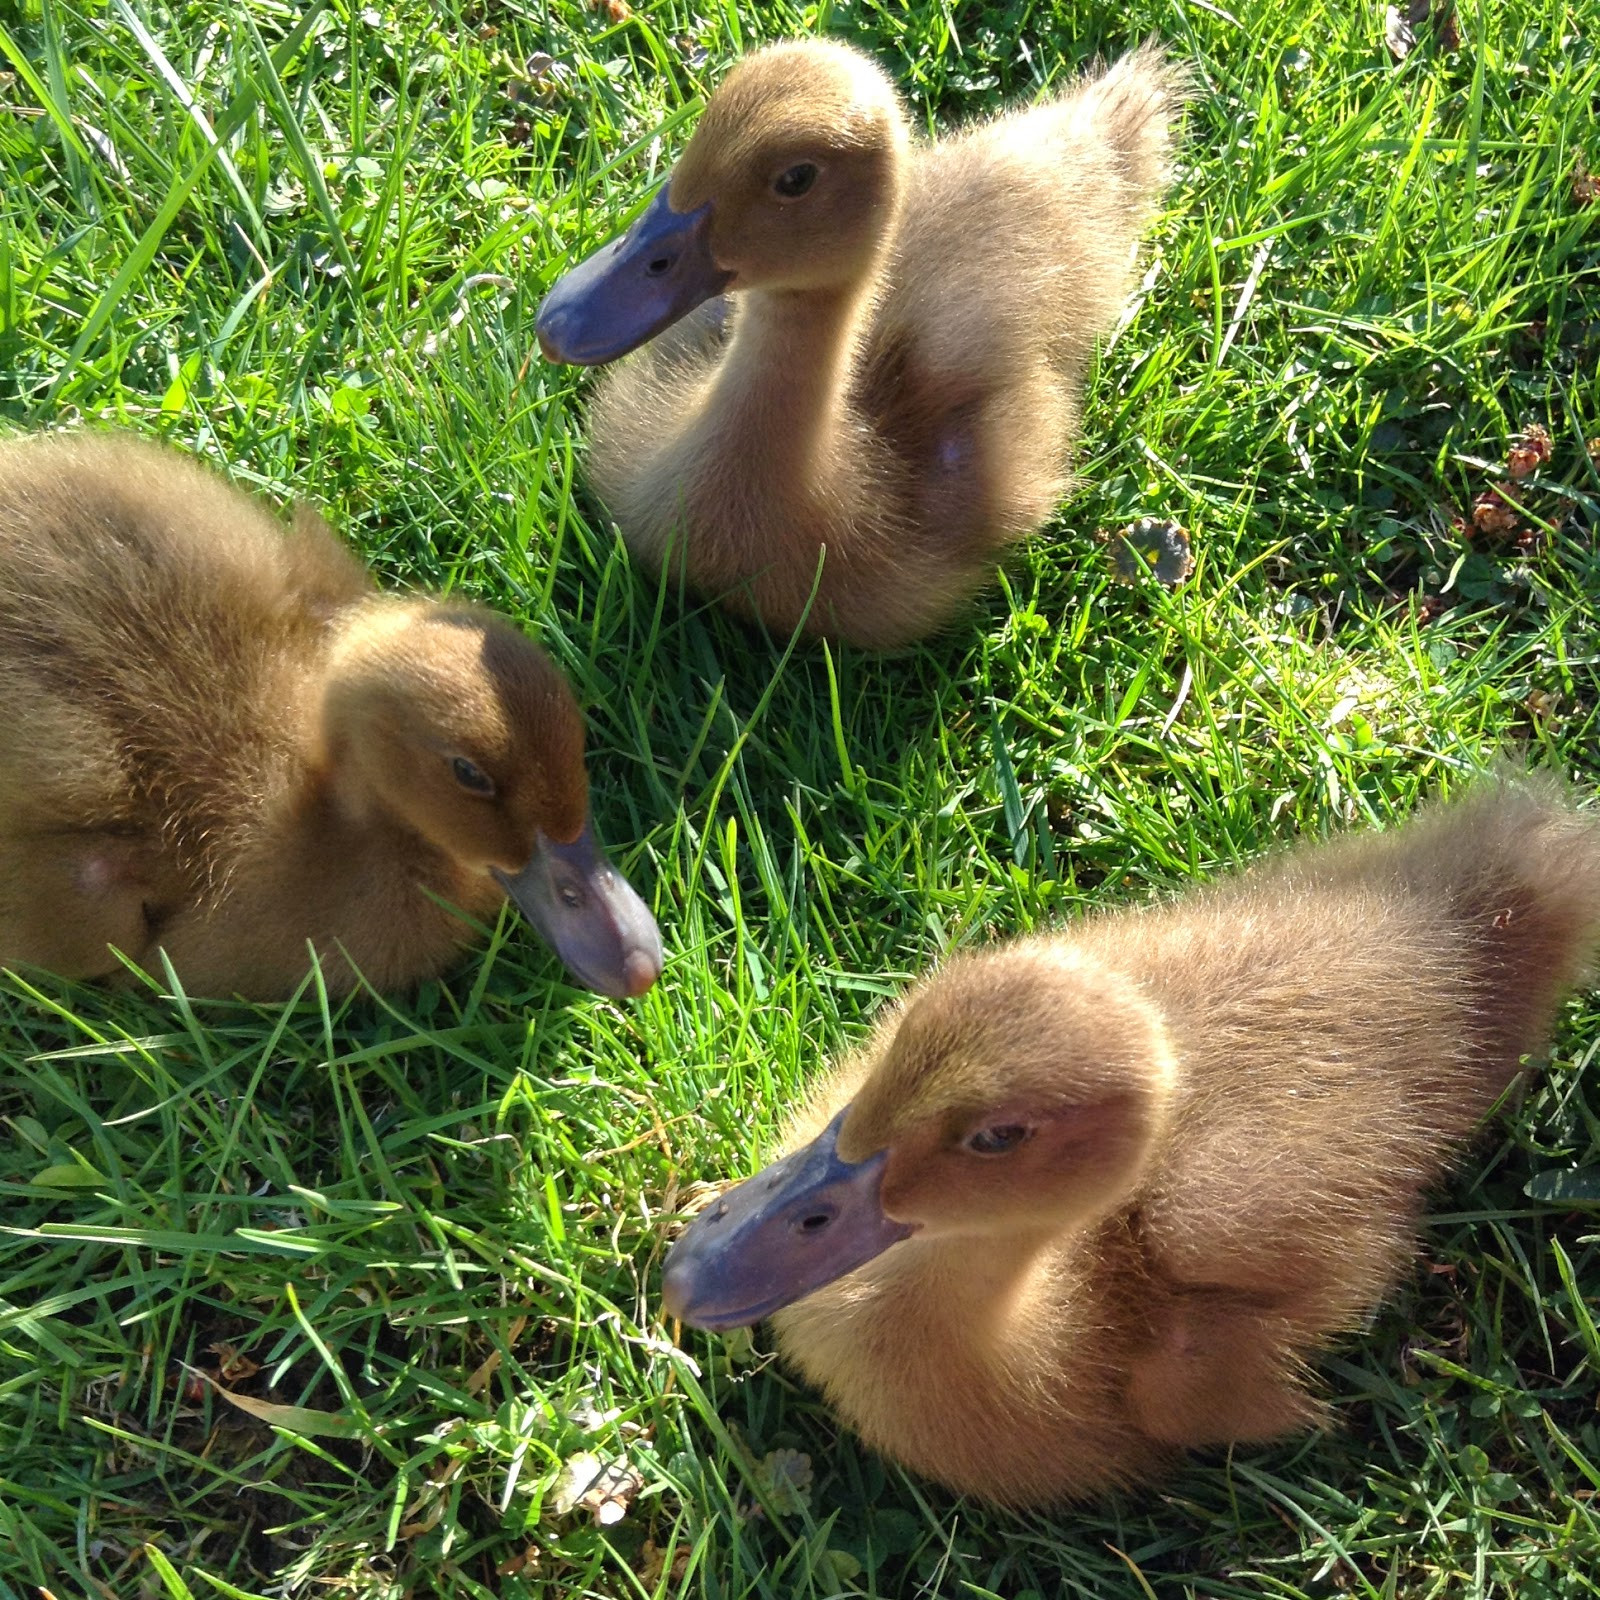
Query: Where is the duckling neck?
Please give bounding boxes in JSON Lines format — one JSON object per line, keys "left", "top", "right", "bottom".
{"left": 702, "top": 281, "right": 878, "bottom": 488}
{"left": 891, "top": 1224, "right": 1064, "bottom": 1347}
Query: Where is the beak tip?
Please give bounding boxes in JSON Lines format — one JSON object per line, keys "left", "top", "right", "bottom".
{"left": 534, "top": 307, "right": 569, "bottom": 364}
{"left": 659, "top": 1270, "right": 689, "bottom": 1324}
{"left": 620, "top": 946, "right": 662, "bottom": 998}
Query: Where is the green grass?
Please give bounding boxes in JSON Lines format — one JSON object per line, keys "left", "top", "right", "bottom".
{"left": 2, "top": 0, "right": 1599, "bottom": 1594}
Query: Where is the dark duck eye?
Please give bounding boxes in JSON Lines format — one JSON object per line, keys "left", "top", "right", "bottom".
{"left": 451, "top": 756, "right": 495, "bottom": 796}
{"left": 773, "top": 162, "right": 819, "bottom": 199}
{"left": 965, "top": 1124, "right": 1031, "bottom": 1156}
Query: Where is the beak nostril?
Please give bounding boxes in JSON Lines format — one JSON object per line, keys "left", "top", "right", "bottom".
{"left": 798, "top": 1212, "right": 832, "bottom": 1234}
{"left": 646, "top": 255, "right": 674, "bottom": 276}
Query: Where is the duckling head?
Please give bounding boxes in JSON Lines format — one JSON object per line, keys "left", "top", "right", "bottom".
{"left": 322, "top": 604, "right": 662, "bottom": 998}
{"left": 538, "top": 39, "right": 909, "bottom": 365}
{"left": 661, "top": 946, "right": 1176, "bottom": 1329}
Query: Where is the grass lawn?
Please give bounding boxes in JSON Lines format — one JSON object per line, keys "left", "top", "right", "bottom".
{"left": 2, "top": 0, "right": 1599, "bottom": 1594}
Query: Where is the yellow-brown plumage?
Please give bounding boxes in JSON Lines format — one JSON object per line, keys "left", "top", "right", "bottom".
{"left": 663, "top": 779, "right": 1600, "bottom": 1505}
{"left": 538, "top": 39, "right": 1184, "bottom": 648}
{"left": 0, "top": 430, "right": 660, "bottom": 1000}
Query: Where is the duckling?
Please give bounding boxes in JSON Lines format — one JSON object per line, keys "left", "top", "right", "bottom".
{"left": 0, "top": 430, "right": 662, "bottom": 1001}
{"left": 536, "top": 39, "right": 1183, "bottom": 649}
{"left": 663, "top": 779, "right": 1600, "bottom": 1506}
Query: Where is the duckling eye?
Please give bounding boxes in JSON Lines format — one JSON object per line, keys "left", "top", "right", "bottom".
{"left": 964, "top": 1124, "right": 1031, "bottom": 1156}
{"left": 451, "top": 756, "right": 495, "bottom": 797}
{"left": 773, "top": 162, "right": 819, "bottom": 200}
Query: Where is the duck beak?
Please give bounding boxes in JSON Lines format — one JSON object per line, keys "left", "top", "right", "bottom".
{"left": 536, "top": 185, "right": 733, "bottom": 366}
{"left": 660, "top": 1107, "right": 915, "bottom": 1331}
{"left": 493, "top": 820, "right": 663, "bottom": 999}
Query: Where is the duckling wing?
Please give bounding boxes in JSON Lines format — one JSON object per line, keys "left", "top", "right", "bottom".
{"left": 1125, "top": 1281, "right": 1327, "bottom": 1447}
{"left": 1083, "top": 890, "right": 1450, "bottom": 1330}
{"left": 0, "top": 828, "right": 174, "bottom": 979}
{"left": 854, "top": 47, "right": 1181, "bottom": 556}
{"left": 0, "top": 484, "right": 173, "bottom": 976}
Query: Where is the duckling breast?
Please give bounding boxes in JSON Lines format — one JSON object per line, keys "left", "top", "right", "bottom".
{"left": 769, "top": 1217, "right": 1171, "bottom": 1505}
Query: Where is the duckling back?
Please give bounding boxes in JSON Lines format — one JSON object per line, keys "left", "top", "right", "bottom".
{"left": 1322, "top": 775, "right": 1600, "bottom": 1075}
{"left": 0, "top": 430, "right": 367, "bottom": 912}
{"left": 1114, "top": 775, "right": 1600, "bottom": 1142}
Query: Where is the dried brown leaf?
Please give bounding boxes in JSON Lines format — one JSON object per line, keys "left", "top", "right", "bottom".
{"left": 584, "top": 1458, "right": 645, "bottom": 1526}
{"left": 639, "top": 1540, "right": 692, "bottom": 1587}
{"left": 465, "top": 1314, "right": 527, "bottom": 1396}
{"left": 662, "top": 1176, "right": 735, "bottom": 1236}
{"left": 1525, "top": 689, "right": 1560, "bottom": 726}
{"left": 206, "top": 1342, "right": 261, "bottom": 1384}
{"left": 1506, "top": 422, "right": 1552, "bottom": 480}
{"left": 548, "top": 1450, "right": 644, "bottom": 1526}
{"left": 185, "top": 1366, "right": 358, "bottom": 1438}
{"left": 397, "top": 1502, "right": 445, "bottom": 1540}
{"left": 496, "top": 1546, "right": 542, "bottom": 1578}
{"left": 1470, "top": 489, "right": 1520, "bottom": 536}
{"left": 398, "top": 1450, "right": 467, "bottom": 1538}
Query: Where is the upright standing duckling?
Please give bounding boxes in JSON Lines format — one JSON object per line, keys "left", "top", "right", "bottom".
{"left": 663, "top": 780, "right": 1600, "bottom": 1506}
{"left": 0, "top": 430, "right": 662, "bottom": 1001}
{"left": 537, "top": 39, "right": 1183, "bottom": 648}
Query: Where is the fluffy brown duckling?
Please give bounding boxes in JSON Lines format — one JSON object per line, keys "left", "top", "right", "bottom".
{"left": 663, "top": 779, "right": 1600, "bottom": 1506}
{"left": 537, "top": 39, "right": 1183, "bottom": 648}
{"left": 0, "top": 430, "right": 662, "bottom": 1001}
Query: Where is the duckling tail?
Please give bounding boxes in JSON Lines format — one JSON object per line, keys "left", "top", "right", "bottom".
{"left": 1066, "top": 41, "right": 1189, "bottom": 204}
{"left": 1386, "top": 773, "right": 1600, "bottom": 1086}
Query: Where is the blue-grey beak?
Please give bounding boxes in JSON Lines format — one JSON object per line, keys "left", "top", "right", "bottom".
{"left": 493, "top": 820, "right": 662, "bottom": 999}
{"left": 537, "top": 185, "right": 733, "bottom": 366}
{"left": 660, "top": 1107, "right": 915, "bottom": 1331}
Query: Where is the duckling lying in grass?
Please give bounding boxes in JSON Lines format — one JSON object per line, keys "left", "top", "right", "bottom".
{"left": 538, "top": 38, "right": 1184, "bottom": 648}
{"left": 664, "top": 779, "right": 1600, "bottom": 1506}
{"left": 0, "top": 430, "right": 662, "bottom": 1001}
